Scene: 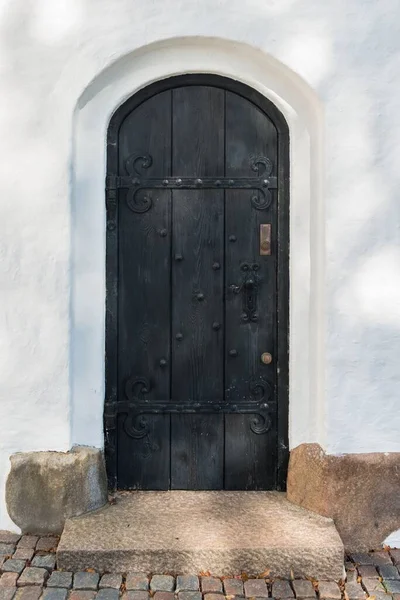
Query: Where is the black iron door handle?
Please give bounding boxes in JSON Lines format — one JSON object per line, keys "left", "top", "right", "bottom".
{"left": 230, "top": 263, "right": 260, "bottom": 323}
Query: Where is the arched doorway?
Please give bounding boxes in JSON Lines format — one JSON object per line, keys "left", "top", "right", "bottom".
{"left": 104, "top": 75, "right": 289, "bottom": 491}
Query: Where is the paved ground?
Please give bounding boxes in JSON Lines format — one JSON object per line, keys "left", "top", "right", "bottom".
{"left": 1, "top": 531, "right": 400, "bottom": 600}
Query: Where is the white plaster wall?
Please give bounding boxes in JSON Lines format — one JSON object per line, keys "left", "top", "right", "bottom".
{"left": 1, "top": 0, "right": 400, "bottom": 530}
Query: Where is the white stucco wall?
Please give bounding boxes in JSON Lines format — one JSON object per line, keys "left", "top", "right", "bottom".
{"left": 1, "top": 0, "right": 400, "bottom": 530}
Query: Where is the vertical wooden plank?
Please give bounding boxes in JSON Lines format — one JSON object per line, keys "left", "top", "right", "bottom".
{"left": 276, "top": 116, "right": 290, "bottom": 491}
{"left": 170, "top": 86, "right": 225, "bottom": 489}
{"left": 105, "top": 119, "right": 119, "bottom": 490}
{"left": 117, "top": 90, "right": 171, "bottom": 489}
{"left": 224, "top": 91, "right": 278, "bottom": 490}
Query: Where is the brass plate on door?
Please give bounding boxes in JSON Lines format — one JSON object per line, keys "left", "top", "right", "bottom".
{"left": 260, "top": 224, "right": 271, "bottom": 255}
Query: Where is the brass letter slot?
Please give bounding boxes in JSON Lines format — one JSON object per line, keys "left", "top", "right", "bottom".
{"left": 260, "top": 224, "right": 271, "bottom": 255}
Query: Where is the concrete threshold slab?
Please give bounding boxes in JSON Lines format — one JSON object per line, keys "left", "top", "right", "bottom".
{"left": 57, "top": 491, "right": 344, "bottom": 579}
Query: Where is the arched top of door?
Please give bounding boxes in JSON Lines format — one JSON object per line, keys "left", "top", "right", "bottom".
{"left": 107, "top": 74, "right": 289, "bottom": 143}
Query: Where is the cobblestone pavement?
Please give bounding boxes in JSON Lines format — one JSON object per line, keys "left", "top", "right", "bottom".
{"left": 1, "top": 531, "right": 400, "bottom": 600}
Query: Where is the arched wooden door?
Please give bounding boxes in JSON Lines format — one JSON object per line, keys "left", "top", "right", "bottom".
{"left": 105, "top": 75, "right": 289, "bottom": 491}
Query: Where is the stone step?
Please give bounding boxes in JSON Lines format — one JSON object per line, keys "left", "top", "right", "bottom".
{"left": 57, "top": 491, "right": 344, "bottom": 579}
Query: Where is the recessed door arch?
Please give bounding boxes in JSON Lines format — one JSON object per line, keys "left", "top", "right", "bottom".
{"left": 104, "top": 74, "right": 289, "bottom": 491}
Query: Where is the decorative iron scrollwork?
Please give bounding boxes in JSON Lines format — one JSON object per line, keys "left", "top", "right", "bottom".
{"left": 124, "top": 376, "right": 150, "bottom": 403}
{"left": 248, "top": 377, "right": 273, "bottom": 435}
{"left": 106, "top": 154, "right": 277, "bottom": 214}
{"left": 250, "top": 412, "right": 271, "bottom": 435}
{"left": 125, "top": 154, "right": 154, "bottom": 214}
{"left": 113, "top": 371, "right": 274, "bottom": 452}
{"left": 250, "top": 155, "right": 274, "bottom": 210}
{"left": 125, "top": 154, "right": 153, "bottom": 177}
{"left": 123, "top": 376, "right": 159, "bottom": 458}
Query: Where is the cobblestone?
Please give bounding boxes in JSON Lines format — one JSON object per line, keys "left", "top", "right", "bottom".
{"left": 0, "top": 589, "right": 16, "bottom": 600}
{"left": 122, "top": 593, "right": 149, "bottom": 600}
{"left": 17, "top": 568, "right": 49, "bottom": 587}
{"left": 272, "top": 580, "right": 294, "bottom": 599}
{"left": 46, "top": 573, "right": 73, "bottom": 589}
{"left": 125, "top": 575, "right": 149, "bottom": 592}
{"left": 0, "top": 557, "right": 7, "bottom": 570}
{"left": 203, "top": 595, "right": 224, "bottom": 600}
{"left": 361, "top": 578, "right": 386, "bottom": 594}
{"left": 346, "top": 571, "right": 360, "bottom": 584}
{"left": 0, "top": 574, "right": 18, "bottom": 588}
{"left": 369, "top": 593, "right": 393, "bottom": 600}
{"left": 292, "top": 579, "right": 315, "bottom": 599}
{"left": 35, "top": 539, "right": 58, "bottom": 553}
{"left": 96, "top": 589, "right": 120, "bottom": 600}
{"left": 0, "top": 547, "right": 15, "bottom": 557}
{"left": 358, "top": 565, "right": 379, "bottom": 579}
{"left": 370, "top": 552, "right": 393, "bottom": 567}
{"left": 317, "top": 581, "right": 341, "bottom": 600}
{"left": 42, "top": 589, "right": 68, "bottom": 600}
{"left": 99, "top": 575, "right": 122, "bottom": 590}
{"left": 73, "top": 573, "right": 100, "bottom": 591}
{"left": 69, "top": 591, "right": 96, "bottom": 600}
{"left": 177, "top": 592, "right": 202, "bottom": 600}
{"left": 0, "top": 534, "right": 20, "bottom": 546}
{"left": 150, "top": 576, "right": 175, "bottom": 593}
{"left": 176, "top": 576, "right": 199, "bottom": 592}
{"left": 345, "top": 582, "right": 367, "bottom": 599}
{"left": 14, "top": 587, "right": 42, "bottom": 600}
{"left": 384, "top": 580, "right": 400, "bottom": 594}
{"left": 16, "top": 539, "right": 38, "bottom": 551}
{"left": 351, "top": 554, "right": 374, "bottom": 566}
{"left": 223, "top": 578, "right": 244, "bottom": 596}
{"left": 200, "top": 578, "right": 222, "bottom": 594}
{"left": 152, "top": 593, "right": 175, "bottom": 600}
{"left": 244, "top": 579, "right": 268, "bottom": 598}
{"left": 391, "top": 550, "right": 400, "bottom": 565}
{"left": 380, "top": 565, "right": 400, "bottom": 580}
{"left": 11, "top": 551, "right": 33, "bottom": 562}
{"left": 30, "top": 555, "right": 55, "bottom": 571}
{"left": 2, "top": 561, "right": 26, "bottom": 576}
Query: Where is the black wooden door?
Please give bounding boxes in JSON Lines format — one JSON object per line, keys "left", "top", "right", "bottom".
{"left": 105, "top": 75, "right": 289, "bottom": 491}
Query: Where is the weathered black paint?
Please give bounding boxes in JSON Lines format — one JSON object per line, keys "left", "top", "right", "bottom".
{"left": 105, "top": 75, "right": 289, "bottom": 491}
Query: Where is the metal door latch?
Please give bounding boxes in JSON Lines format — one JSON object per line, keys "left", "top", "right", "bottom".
{"left": 230, "top": 262, "right": 260, "bottom": 322}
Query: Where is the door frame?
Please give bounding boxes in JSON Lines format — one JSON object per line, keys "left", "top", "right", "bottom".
{"left": 104, "top": 74, "right": 290, "bottom": 491}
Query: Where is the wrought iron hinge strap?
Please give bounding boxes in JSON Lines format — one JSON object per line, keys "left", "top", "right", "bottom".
{"left": 113, "top": 175, "right": 277, "bottom": 190}
{"left": 105, "top": 154, "right": 277, "bottom": 213}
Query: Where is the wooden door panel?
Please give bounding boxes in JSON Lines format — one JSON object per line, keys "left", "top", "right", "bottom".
{"left": 170, "top": 86, "right": 225, "bottom": 489}
{"left": 106, "top": 76, "right": 289, "bottom": 492}
{"left": 224, "top": 91, "right": 278, "bottom": 489}
{"left": 117, "top": 91, "right": 172, "bottom": 489}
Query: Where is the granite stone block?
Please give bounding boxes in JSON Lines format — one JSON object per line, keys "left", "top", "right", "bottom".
{"left": 73, "top": 573, "right": 100, "bottom": 591}
{"left": 223, "top": 579, "right": 244, "bottom": 596}
{"left": 2, "top": 561, "right": 26, "bottom": 576}
{"left": 42, "top": 589, "right": 68, "bottom": 600}
{"left": 0, "top": 589, "right": 16, "bottom": 600}
{"left": 125, "top": 575, "right": 148, "bottom": 592}
{"left": 99, "top": 575, "right": 122, "bottom": 590}
{"left": 95, "top": 589, "right": 120, "bottom": 600}
{"left": 201, "top": 578, "right": 222, "bottom": 594}
{"left": 176, "top": 576, "right": 199, "bottom": 592}
{"left": 244, "top": 580, "right": 268, "bottom": 598}
{"left": 17, "top": 568, "right": 48, "bottom": 587}
{"left": 150, "top": 576, "right": 174, "bottom": 593}
{"left": 47, "top": 572, "right": 73, "bottom": 589}
{"left": 31, "top": 555, "right": 55, "bottom": 571}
